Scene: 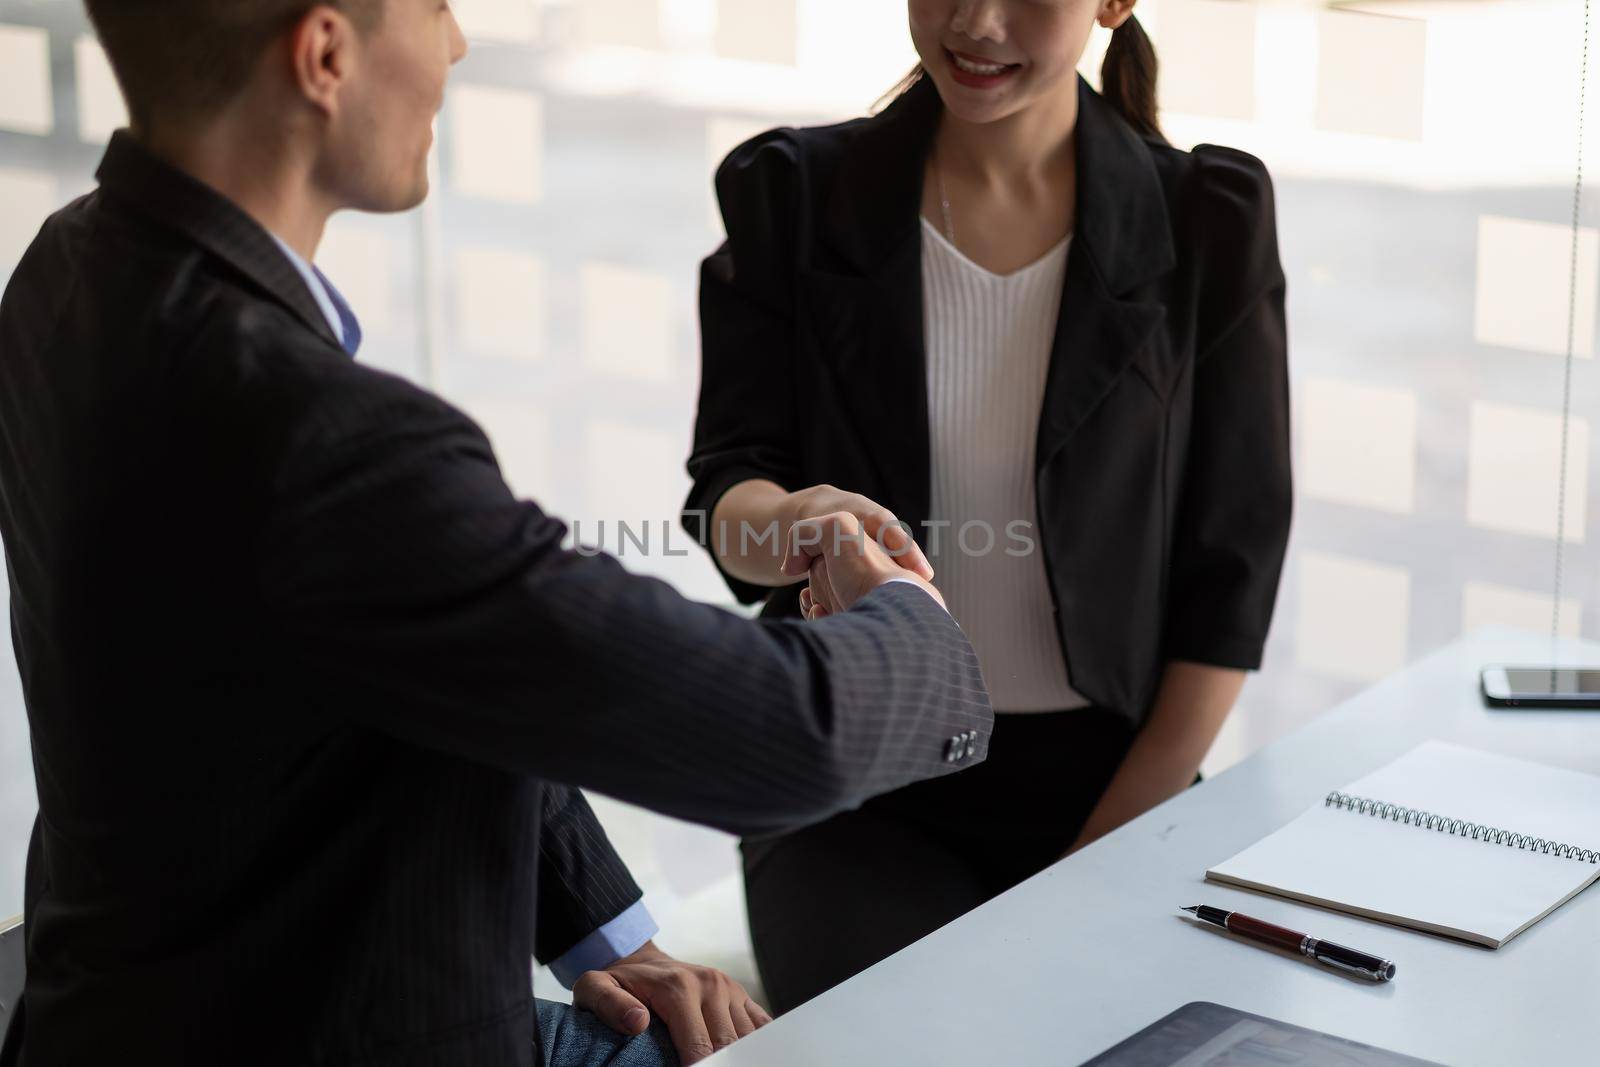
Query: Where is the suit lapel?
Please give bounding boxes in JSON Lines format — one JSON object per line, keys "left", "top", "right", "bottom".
{"left": 95, "top": 132, "right": 343, "bottom": 351}
{"left": 1036, "top": 81, "right": 1177, "bottom": 469}
{"left": 1037, "top": 252, "right": 1167, "bottom": 466}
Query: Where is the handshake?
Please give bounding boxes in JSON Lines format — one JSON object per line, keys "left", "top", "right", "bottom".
{"left": 773, "top": 485, "right": 945, "bottom": 621}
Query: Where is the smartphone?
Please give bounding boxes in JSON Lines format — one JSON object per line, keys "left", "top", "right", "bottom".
{"left": 1481, "top": 665, "right": 1600, "bottom": 708}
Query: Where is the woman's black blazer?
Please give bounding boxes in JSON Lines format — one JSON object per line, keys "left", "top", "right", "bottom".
{"left": 683, "top": 75, "right": 1293, "bottom": 725}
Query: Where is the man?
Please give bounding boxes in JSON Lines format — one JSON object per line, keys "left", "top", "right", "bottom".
{"left": 0, "top": 2, "right": 992, "bottom": 1065}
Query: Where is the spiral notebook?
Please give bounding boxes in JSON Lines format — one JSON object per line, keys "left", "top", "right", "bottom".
{"left": 1206, "top": 741, "right": 1600, "bottom": 947}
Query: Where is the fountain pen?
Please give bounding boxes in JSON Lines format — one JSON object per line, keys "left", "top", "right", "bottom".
{"left": 1181, "top": 904, "right": 1397, "bottom": 982}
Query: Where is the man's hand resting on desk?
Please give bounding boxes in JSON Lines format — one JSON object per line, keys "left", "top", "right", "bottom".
{"left": 573, "top": 941, "right": 771, "bottom": 1063}
{"left": 784, "top": 511, "right": 946, "bottom": 620}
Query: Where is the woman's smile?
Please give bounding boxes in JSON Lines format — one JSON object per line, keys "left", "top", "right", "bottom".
{"left": 946, "top": 47, "right": 1023, "bottom": 89}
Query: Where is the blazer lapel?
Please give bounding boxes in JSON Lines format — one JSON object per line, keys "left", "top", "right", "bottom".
{"left": 1038, "top": 254, "right": 1167, "bottom": 460}
{"left": 1036, "top": 81, "right": 1177, "bottom": 470}
{"left": 95, "top": 132, "right": 343, "bottom": 351}
{"left": 811, "top": 79, "right": 942, "bottom": 532}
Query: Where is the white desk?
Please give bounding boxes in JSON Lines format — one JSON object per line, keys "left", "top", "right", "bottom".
{"left": 709, "top": 630, "right": 1600, "bottom": 1066}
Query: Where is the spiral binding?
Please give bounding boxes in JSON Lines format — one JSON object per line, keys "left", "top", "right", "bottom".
{"left": 1324, "top": 791, "right": 1600, "bottom": 864}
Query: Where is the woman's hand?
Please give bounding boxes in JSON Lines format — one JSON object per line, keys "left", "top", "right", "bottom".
{"left": 782, "top": 484, "right": 934, "bottom": 584}
{"left": 707, "top": 479, "right": 934, "bottom": 591}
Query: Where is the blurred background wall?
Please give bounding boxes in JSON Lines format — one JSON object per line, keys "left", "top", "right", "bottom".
{"left": 1, "top": 0, "right": 1597, "bottom": 998}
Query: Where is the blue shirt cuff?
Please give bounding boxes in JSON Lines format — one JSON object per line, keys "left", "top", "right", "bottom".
{"left": 548, "top": 900, "right": 659, "bottom": 989}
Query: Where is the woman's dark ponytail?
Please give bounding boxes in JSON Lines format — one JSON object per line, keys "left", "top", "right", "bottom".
{"left": 1100, "top": 14, "right": 1163, "bottom": 141}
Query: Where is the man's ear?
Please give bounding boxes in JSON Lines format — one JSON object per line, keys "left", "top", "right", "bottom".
{"left": 288, "top": 5, "right": 357, "bottom": 116}
{"left": 1097, "top": 0, "right": 1138, "bottom": 31}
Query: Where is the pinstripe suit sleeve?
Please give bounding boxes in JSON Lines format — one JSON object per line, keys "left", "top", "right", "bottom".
{"left": 258, "top": 365, "right": 993, "bottom": 838}
{"left": 534, "top": 784, "right": 644, "bottom": 966}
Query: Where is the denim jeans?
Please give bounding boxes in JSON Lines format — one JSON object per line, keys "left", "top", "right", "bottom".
{"left": 537, "top": 1000, "right": 679, "bottom": 1067}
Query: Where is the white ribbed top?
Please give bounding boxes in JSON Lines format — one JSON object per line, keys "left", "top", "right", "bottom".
{"left": 921, "top": 217, "right": 1088, "bottom": 713}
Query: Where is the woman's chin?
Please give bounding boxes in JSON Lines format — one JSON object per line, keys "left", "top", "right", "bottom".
{"left": 926, "top": 71, "right": 1022, "bottom": 121}
{"left": 936, "top": 89, "right": 1019, "bottom": 126}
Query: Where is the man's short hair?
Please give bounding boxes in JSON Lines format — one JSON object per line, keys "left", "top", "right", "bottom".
{"left": 84, "top": 1, "right": 383, "bottom": 131}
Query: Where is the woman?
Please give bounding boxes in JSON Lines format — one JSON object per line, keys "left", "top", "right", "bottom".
{"left": 682, "top": 0, "right": 1292, "bottom": 1014}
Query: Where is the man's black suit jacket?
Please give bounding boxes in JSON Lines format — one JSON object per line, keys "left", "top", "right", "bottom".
{"left": 0, "top": 133, "right": 992, "bottom": 1065}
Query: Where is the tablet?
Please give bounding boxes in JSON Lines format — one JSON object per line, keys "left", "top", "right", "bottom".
{"left": 1079, "top": 1002, "right": 1442, "bottom": 1066}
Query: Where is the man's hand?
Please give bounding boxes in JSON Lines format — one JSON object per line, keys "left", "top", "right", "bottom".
{"left": 572, "top": 941, "right": 772, "bottom": 1064}
{"left": 783, "top": 484, "right": 934, "bottom": 581}
{"left": 784, "top": 511, "right": 946, "bottom": 620}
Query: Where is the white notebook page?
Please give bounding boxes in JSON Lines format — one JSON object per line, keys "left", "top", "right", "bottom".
{"left": 1207, "top": 742, "right": 1600, "bottom": 947}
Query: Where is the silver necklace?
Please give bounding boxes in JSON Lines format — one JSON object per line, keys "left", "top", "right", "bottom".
{"left": 934, "top": 151, "right": 956, "bottom": 244}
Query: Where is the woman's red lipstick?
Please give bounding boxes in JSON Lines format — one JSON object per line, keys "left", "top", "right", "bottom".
{"left": 946, "top": 48, "right": 1020, "bottom": 90}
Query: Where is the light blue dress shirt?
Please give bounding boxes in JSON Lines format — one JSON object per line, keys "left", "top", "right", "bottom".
{"left": 268, "top": 231, "right": 659, "bottom": 986}
{"left": 546, "top": 897, "right": 660, "bottom": 988}
{"left": 268, "top": 234, "right": 362, "bottom": 357}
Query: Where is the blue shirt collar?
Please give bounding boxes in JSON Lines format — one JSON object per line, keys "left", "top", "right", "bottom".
{"left": 268, "top": 232, "right": 362, "bottom": 357}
